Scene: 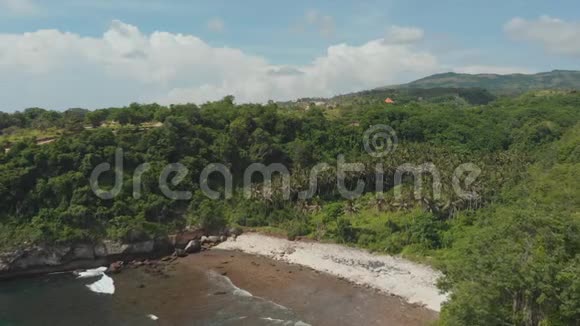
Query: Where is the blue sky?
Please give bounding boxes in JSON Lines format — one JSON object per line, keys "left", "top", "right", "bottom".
{"left": 0, "top": 0, "right": 579, "bottom": 111}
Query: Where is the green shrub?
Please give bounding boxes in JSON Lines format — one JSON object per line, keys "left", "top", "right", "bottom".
{"left": 190, "top": 200, "right": 227, "bottom": 233}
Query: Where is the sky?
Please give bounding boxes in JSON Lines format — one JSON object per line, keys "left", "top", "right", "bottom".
{"left": 0, "top": 0, "right": 579, "bottom": 111}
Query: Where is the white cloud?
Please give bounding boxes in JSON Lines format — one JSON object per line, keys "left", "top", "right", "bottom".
{"left": 161, "top": 39, "right": 440, "bottom": 104}
{"left": 299, "top": 9, "right": 336, "bottom": 38}
{"left": 0, "top": 20, "right": 443, "bottom": 110}
{"left": 207, "top": 17, "right": 225, "bottom": 32}
{"left": 453, "top": 65, "right": 535, "bottom": 75}
{"left": 0, "top": 0, "right": 39, "bottom": 15}
{"left": 505, "top": 16, "right": 580, "bottom": 57}
{"left": 385, "top": 25, "right": 424, "bottom": 44}
{"left": 0, "top": 20, "right": 533, "bottom": 111}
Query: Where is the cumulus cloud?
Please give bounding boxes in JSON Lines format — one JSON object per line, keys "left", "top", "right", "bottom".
{"left": 505, "top": 16, "right": 580, "bottom": 57}
{"left": 0, "top": 20, "right": 445, "bottom": 110}
{"left": 0, "top": 0, "right": 39, "bottom": 15}
{"left": 267, "top": 66, "right": 305, "bottom": 76}
{"left": 207, "top": 17, "right": 225, "bottom": 32}
{"left": 385, "top": 26, "right": 424, "bottom": 44}
{"left": 159, "top": 39, "right": 440, "bottom": 104}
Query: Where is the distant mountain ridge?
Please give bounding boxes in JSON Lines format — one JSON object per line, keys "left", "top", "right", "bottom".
{"left": 386, "top": 70, "right": 580, "bottom": 95}
{"left": 279, "top": 70, "right": 580, "bottom": 108}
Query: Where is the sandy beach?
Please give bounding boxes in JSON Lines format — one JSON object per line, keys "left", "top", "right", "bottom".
{"left": 0, "top": 234, "right": 441, "bottom": 325}
{"left": 112, "top": 249, "right": 438, "bottom": 326}
{"left": 216, "top": 233, "right": 447, "bottom": 312}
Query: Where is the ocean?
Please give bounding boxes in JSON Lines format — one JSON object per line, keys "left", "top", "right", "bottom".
{"left": 0, "top": 249, "right": 437, "bottom": 326}
{"left": 0, "top": 268, "right": 309, "bottom": 326}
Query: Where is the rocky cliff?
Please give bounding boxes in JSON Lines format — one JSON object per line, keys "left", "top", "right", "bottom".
{"left": 0, "top": 228, "right": 240, "bottom": 279}
{"left": 0, "top": 238, "right": 169, "bottom": 279}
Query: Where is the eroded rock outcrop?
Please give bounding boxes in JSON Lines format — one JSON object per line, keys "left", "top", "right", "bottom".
{"left": 0, "top": 229, "right": 242, "bottom": 279}
{"left": 0, "top": 240, "right": 159, "bottom": 279}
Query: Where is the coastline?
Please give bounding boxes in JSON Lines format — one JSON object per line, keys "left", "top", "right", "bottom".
{"left": 0, "top": 233, "right": 441, "bottom": 325}
{"left": 112, "top": 249, "right": 439, "bottom": 326}
{"left": 0, "top": 232, "right": 446, "bottom": 311}
{"left": 216, "top": 233, "right": 447, "bottom": 312}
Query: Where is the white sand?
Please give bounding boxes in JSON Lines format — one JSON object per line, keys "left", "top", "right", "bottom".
{"left": 216, "top": 233, "right": 447, "bottom": 312}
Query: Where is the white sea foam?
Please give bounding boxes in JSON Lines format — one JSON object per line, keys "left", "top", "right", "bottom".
{"left": 86, "top": 274, "right": 115, "bottom": 294}
{"left": 147, "top": 314, "right": 159, "bottom": 321}
{"left": 260, "top": 317, "right": 312, "bottom": 325}
{"left": 233, "top": 288, "right": 253, "bottom": 297}
{"left": 207, "top": 271, "right": 309, "bottom": 325}
{"left": 260, "top": 317, "right": 286, "bottom": 323}
{"left": 208, "top": 271, "right": 253, "bottom": 297}
{"left": 75, "top": 266, "right": 108, "bottom": 279}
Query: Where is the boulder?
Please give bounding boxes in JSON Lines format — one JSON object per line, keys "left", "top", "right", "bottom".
{"left": 108, "top": 261, "right": 124, "bottom": 274}
{"left": 168, "top": 230, "right": 204, "bottom": 249}
{"left": 101, "top": 240, "right": 155, "bottom": 256}
{"left": 206, "top": 236, "right": 221, "bottom": 244}
{"left": 173, "top": 249, "right": 187, "bottom": 258}
{"left": 185, "top": 240, "right": 201, "bottom": 254}
{"left": 219, "top": 235, "right": 227, "bottom": 242}
{"left": 228, "top": 227, "right": 243, "bottom": 236}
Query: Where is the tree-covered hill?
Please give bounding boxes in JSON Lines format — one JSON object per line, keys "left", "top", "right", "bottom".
{"left": 387, "top": 70, "right": 580, "bottom": 95}
{"left": 0, "top": 91, "right": 579, "bottom": 325}
{"left": 279, "top": 70, "right": 580, "bottom": 109}
{"left": 331, "top": 87, "right": 496, "bottom": 106}
{"left": 279, "top": 87, "right": 497, "bottom": 111}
